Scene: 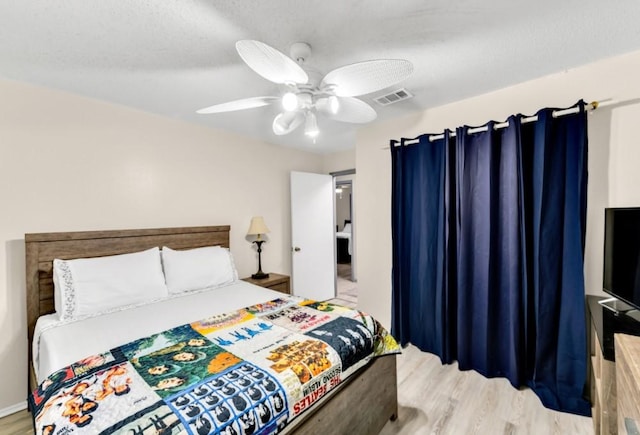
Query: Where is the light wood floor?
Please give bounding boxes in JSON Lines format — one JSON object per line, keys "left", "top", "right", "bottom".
{"left": 0, "top": 408, "right": 33, "bottom": 435}
{"left": 331, "top": 268, "right": 593, "bottom": 434}
{"left": 380, "top": 344, "right": 594, "bottom": 435}
{"left": 335, "top": 262, "right": 358, "bottom": 307}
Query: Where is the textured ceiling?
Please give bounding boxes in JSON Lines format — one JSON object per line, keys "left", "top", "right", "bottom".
{"left": 2, "top": 1, "right": 640, "bottom": 153}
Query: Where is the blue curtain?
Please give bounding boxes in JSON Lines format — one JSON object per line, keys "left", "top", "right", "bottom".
{"left": 391, "top": 102, "right": 590, "bottom": 416}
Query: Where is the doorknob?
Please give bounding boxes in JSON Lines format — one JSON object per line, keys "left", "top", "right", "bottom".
{"left": 293, "top": 247, "right": 301, "bottom": 252}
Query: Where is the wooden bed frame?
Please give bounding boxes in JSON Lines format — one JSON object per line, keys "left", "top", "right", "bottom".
{"left": 25, "top": 225, "right": 397, "bottom": 434}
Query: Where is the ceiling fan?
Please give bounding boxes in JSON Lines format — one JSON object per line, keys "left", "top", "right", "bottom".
{"left": 196, "top": 40, "right": 414, "bottom": 138}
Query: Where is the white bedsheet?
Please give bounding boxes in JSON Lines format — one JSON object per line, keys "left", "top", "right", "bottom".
{"left": 33, "top": 280, "right": 290, "bottom": 383}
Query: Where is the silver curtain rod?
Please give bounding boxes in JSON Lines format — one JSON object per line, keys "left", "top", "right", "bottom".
{"left": 391, "top": 100, "right": 611, "bottom": 147}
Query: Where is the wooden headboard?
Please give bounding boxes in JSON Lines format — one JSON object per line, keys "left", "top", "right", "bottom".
{"left": 24, "top": 225, "right": 230, "bottom": 373}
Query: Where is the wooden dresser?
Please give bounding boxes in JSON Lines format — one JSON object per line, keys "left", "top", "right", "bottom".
{"left": 242, "top": 273, "right": 290, "bottom": 294}
{"left": 588, "top": 296, "right": 640, "bottom": 434}
{"left": 615, "top": 333, "right": 640, "bottom": 434}
{"left": 590, "top": 305, "right": 617, "bottom": 435}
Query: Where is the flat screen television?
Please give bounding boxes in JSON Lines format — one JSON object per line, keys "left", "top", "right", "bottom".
{"left": 603, "top": 207, "right": 640, "bottom": 312}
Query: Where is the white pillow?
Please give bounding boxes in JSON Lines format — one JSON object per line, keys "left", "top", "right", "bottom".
{"left": 343, "top": 223, "right": 352, "bottom": 233}
{"left": 161, "top": 246, "right": 237, "bottom": 294}
{"left": 53, "top": 247, "right": 168, "bottom": 320}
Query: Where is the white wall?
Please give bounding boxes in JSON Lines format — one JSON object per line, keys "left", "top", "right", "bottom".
{"left": 0, "top": 78, "right": 323, "bottom": 410}
{"left": 322, "top": 149, "right": 355, "bottom": 174}
{"left": 356, "top": 50, "right": 640, "bottom": 329}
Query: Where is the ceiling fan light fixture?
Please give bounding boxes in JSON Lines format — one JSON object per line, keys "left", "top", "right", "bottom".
{"left": 304, "top": 112, "right": 319, "bottom": 138}
{"left": 273, "top": 111, "right": 304, "bottom": 135}
{"left": 328, "top": 96, "right": 339, "bottom": 114}
{"left": 282, "top": 92, "right": 298, "bottom": 111}
{"left": 199, "top": 40, "right": 414, "bottom": 140}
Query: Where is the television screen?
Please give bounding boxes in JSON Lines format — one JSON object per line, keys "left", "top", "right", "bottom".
{"left": 603, "top": 208, "right": 640, "bottom": 310}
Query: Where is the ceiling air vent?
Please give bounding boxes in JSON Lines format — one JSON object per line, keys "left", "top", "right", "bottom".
{"left": 373, "top": 88, "right": 414, "bottom": 106}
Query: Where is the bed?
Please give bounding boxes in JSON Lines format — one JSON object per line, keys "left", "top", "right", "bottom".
{"left": 336, "top": 221, "right": 352, "bottom": 264}
{"left": 25, "top": 225, "right": 398, "bottom": 434}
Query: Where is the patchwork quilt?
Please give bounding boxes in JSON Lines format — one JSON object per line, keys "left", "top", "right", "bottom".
{"left": 30, "top": 297, "right": 400, "bottom": 434}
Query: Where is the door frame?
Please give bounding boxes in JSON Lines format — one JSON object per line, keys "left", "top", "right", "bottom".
{"left": 331, "top": 169, "right": 356, "bottom": 284}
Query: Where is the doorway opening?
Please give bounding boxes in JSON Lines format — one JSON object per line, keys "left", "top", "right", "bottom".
{"left": 333, "top": 171, "right": 357, "bottom": 307}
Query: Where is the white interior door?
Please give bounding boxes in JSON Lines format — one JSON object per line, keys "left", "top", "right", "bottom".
{"left": 290, "top": 171, "right": 335, "bottom": 300}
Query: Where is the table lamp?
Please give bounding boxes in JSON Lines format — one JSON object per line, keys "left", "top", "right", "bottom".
{"left": 247, "top": 216, "right": 270, "bottom": 279}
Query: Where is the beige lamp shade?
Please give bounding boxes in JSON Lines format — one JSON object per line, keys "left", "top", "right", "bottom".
{"left": 247, "top": 216, "right": 270, "bottom": 236}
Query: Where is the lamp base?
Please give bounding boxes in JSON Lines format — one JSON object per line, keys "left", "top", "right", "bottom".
{"left": 251, "top": 272, "right": 270, "bottom": 280}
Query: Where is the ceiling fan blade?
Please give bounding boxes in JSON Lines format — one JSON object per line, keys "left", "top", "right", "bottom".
{"left": 321, "top": 59, "right": 413, "bottom": 97}
{"left": 196, "top": 96, "right": 279, "bottom": 114}
{"left": 236, "top": 40, "right": 308, "bottom": 85}
{"left": 272, "top": 111, "right": 305, "bottom": 135}
{"left": 317, "top": 97, "right": 377, "bottom": 123}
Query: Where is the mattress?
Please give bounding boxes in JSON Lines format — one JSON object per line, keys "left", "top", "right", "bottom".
{"left": 336, "top": 231, "right": 352, "bottom": 255}
{"left": 33, "top": 280, "right": 285, "bottom": 383}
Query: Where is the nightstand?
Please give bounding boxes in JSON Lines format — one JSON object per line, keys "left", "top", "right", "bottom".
{"left": 242, "top": 273, "right": 291, "bottom": 294}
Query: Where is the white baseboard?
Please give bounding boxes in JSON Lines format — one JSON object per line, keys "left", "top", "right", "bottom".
{"left": 0, "top": 401, "right": 27, "bottom": 419}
